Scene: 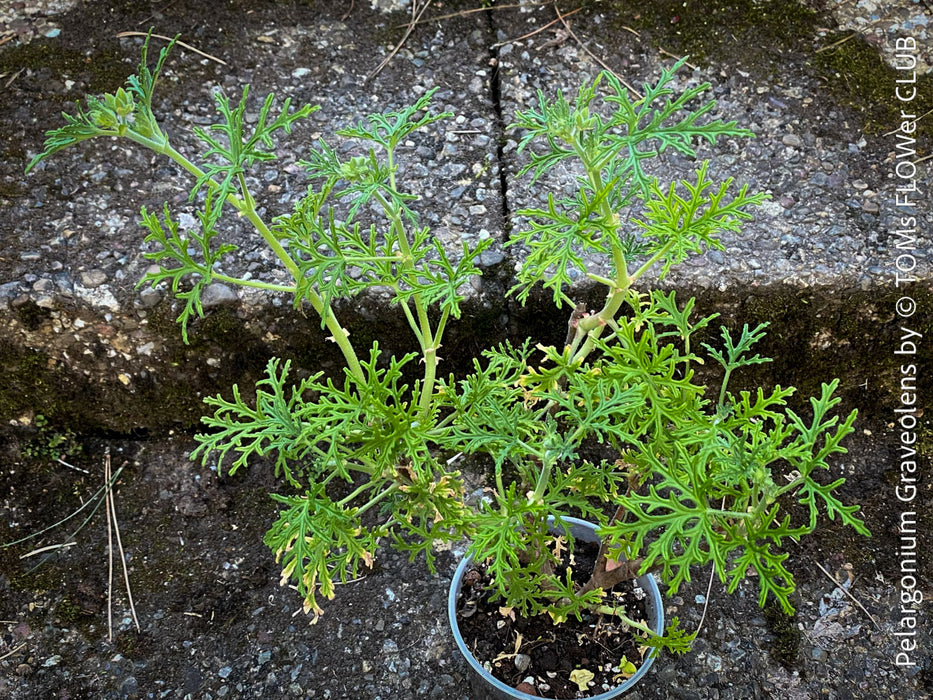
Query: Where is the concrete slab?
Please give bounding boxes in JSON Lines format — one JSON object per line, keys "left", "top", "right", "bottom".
{"left": 0, "top": 0, "right": 505, "bottom": 430}
{"left": 0, "top": 0, "right": 929, "bottom": 431}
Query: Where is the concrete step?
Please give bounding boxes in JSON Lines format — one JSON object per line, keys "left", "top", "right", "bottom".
{"left": 0, "top": 0, "right": 928, "bottom": 432}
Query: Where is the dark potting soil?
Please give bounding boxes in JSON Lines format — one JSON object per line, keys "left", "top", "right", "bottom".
{"left": 455, "top": 540, "right": 652, "bottom": 699}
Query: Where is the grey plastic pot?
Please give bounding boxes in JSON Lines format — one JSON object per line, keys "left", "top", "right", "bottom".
{"left": 448, "top": 515, "right": 664, "bottom": 700}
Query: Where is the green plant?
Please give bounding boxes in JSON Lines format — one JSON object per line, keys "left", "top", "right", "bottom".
{"left": 28, "top": 37, "right": 869, "bottom": 659}
{"left": 21, "top": 414, "right": 82, "bottom": 464}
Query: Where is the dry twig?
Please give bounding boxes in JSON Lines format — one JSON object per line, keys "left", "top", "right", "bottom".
{"left": 105, "top": 451, "right": 114, "bottom": 640}
{"left": 492, "top": 7, "right": 583, "bottom": 48}
{"left": 815, "top": 32, "right": 857, "bottom": 54}
{"left": 693, "top": 498, "right": 725, "bottom": 638}
{"left": 693, "top": 561, "right": 717, "bottom": 637}
{"left": 553, "top": 5, "right": 642, "bottom": 99}
{"left": 392, "top": 2, "right": 551, "bottom": 29}
{"left": 105, "top": 450, "right": 140, "bottom": 638}
{"left": 57, "top": 457, "right": 90, "bottom": 475}
{"left": 367, "top": 0, "right": 433, "bottom": 83}
{"left": 658, "top": 47, "right": 697, "bottom": 70}
{"left": 19, "top": 542, "right": 76, "bottom": 559}
{"left": 0, "top": 643, "right": 27, "bottom": 663}
{"left": 4, "top": 67, "right": 25, "bottom": 89}
{"left": 813, "top": 559, "right": 882, "bottom": 631}
{"left": 883, "top": 108, "right": 933, "bottom": 136}
{"left": 115, "top": 31, "right": 227, "bottom": 66}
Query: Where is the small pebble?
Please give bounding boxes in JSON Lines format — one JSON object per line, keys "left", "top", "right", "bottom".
{"left": 200, "top": 283, "right": 238, "bottom": 309}
{"left": 138, "top": 287, "right": 161, "bottom": 308}
{"left": 80, "top": 270, "right": 107, "bottom": 288}
{"left": 514, "top": 653, "right": 531, "bottom": 673}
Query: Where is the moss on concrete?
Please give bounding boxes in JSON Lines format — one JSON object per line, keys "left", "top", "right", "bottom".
{"left": 764, "top": 596, "right": 801, "bottom": 667}
{"left": 814, "top": 32, "right": 933, "bottom": 139}
{"left": 604, "top": 0, "right": 932, "bottom": 143}
{"left": 606, "top": 0, "right": 821, "bottom": 71}
{"left": 0, "top": 40, "right": 128, "bottom": 96}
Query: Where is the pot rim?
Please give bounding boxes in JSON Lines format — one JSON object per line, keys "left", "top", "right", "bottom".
{"left": 448, "top": 515, "right": 665, "bottom": 700}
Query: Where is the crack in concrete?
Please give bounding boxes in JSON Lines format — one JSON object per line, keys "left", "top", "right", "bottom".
{"left": 483, "top": 5, "right": 512, "bottom": 238}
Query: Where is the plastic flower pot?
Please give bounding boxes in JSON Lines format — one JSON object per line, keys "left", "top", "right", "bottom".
{"left": 448, "top": 515, "right": 665, "bottom": 699}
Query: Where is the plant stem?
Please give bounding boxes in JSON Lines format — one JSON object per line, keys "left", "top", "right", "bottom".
{"left": 530, "top": 455, "right": 554, "bottom": 505}
{"left": 211, "top": 273, "right": 297, "bottom": 294}
{"left": 154, "top": 142, "right": 366, "bottom": 382}
{"left": 596, "top": 603, "right": 658, "bottom": 639}
{"left": 355, "top": 484, "right": 400, "bottom": 515}
{"left": 375, "top": 162, "right": 438, "bottom": 421}
{"left": 718, "top": 367, "right": 733, "bottom": 410}
{"left": 562, "top": 154, "right": 635, "bottom": 366}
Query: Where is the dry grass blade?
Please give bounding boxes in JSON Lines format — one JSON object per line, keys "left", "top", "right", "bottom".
{"left": 106, "top": 451, "right": 114, "bottom": 641}
{"left": 0, "top": 643, "right": 27, "bottom": 663}
{"left": 106, "top": 450, "right": 140, "bottom": 635}
{"left": 693, "top": 500, "right": 725, "bottom": 638}
{"left": 4, "top": 67, "right": 25, "bottom": 89}
{"left": 492, "top": 7, "right": 582, "bottom": 48}
{"left": 115, "top": 31, "right": 227, "bottom": 66}
{"left": 813, "top": 559, "right": 882, "bottom": 631}
{"left": 392, "top": 2, "right": 551, "bottom": 29}
{"left": 19, "top": 542, "right": 77, "bottom": 559}
{"left": 553, "top": 4, "right": 642, "bottom": 99}
{"left": 4, "top": 465, "right": 123, "bottom": 575}
{"left": 815, "top": 32, "right": 857, "bottom": 54}
{"left": 658, "top": 47, "right": 697, "bottom": 70}
{"left": 367, "top": 0, "right": 433, "bottom": 82}
{"left": 56, "top": 457, "right": 90, "bottom": 475}
{"left": 882, "top": 108, "right": 932, "bottom": 136}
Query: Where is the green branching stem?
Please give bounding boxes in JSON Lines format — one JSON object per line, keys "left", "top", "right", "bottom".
{"left": 338, "top": 482, "right": 399, "bottom": 514}
{"left": 211, "top": 273, "right": 296, "bottom": 294}
{"left": 377, "top": 152, "right": 440, "bottom": 421}
{"left": 163, "top": 144, "right": 365, "bottom": 383}
{"left": 596, "top": 603, "right": 658, "bottom": 639}
{"left": 530, "top": 457, "right": 554, "bottom": 505}
{"left": 571, "top": 232, "right": 679, "bottom": 363}
{"left": 566, "top": 159, "right": 633, "bottom": 363}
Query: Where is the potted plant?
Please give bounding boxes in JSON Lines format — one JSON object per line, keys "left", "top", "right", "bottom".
{"left": 27, "top": 36, "right": 869, "bottom": 698}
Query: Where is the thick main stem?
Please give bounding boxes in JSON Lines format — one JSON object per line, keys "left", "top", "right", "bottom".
{"left": 567, "top": 156, "right": 633, "bottom": 365}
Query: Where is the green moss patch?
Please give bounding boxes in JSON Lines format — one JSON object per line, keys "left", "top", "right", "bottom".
{"left": 0, "top": 40, "right": 128, "bottom": 96}
{"left": 607, "top": 0, "right": 822, "bottom": 71}
{"left": 814, "top": 32, "right": 933, "bottom": 139}
{"left": 605, "top": 0, "right": 931, "bottom": 143}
